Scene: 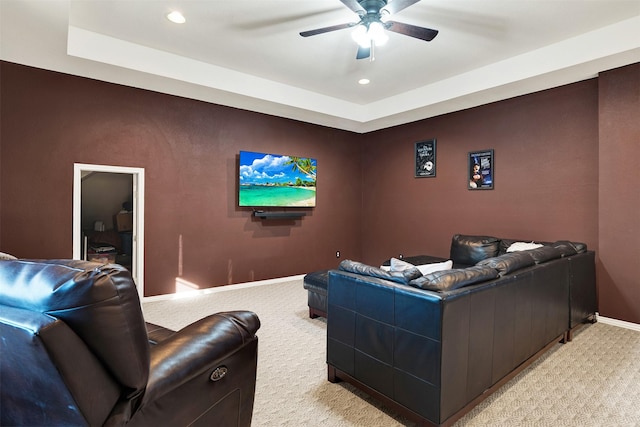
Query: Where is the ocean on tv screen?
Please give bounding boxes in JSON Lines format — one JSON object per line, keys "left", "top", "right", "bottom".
{"left": 239, "top": 184, "right": 316, "bottom": 207}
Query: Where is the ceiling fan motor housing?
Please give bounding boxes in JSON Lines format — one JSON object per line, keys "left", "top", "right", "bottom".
{"left": 359, "top": 0, "right": 389, "bottom": 15}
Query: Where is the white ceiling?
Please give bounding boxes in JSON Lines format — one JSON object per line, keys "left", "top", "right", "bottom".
{"left": 1, "top": 0, "right": 639, "bottom": 133}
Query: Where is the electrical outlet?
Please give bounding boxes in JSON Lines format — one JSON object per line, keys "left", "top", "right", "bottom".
{"left": 336, "top": 251, "right": 340, "bottom": 258}
{"left": 399, "top": 253, "right": 403, "bottom": 259}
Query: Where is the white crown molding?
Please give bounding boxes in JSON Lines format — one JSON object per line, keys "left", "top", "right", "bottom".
{"left": 64, "top": 17, "right": 640, "bottom": 133}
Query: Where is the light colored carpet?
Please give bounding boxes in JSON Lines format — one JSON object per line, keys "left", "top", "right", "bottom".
{"left": 142, "top": 278, "right": 640, "bottom": 426}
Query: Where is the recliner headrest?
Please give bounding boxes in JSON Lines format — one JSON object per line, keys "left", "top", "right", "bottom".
{"left": 0, "top": 259, "right": 149, "bottom": 396}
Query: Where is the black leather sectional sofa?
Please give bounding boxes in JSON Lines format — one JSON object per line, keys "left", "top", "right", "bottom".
{"left": 326, "top": 234, "right": 596, "bottom": 427}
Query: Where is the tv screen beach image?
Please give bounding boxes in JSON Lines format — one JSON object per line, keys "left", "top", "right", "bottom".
{"left": 239, "top": 151, "right": 317, "bottom": 207}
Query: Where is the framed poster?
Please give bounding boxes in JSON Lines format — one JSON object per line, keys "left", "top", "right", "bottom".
{"left": 415, "top": 139, "right": 437, "bottom": 178}
{"left": 468, "top": 149, "right": 494, "bottom": 190}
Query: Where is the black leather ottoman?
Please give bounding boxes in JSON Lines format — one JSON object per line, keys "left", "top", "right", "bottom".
{"left": 303, "top": 270, "right": 328, "bottom": 319}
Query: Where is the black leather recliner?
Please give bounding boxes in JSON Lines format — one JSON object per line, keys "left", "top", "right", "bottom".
{"left": 0, "top": 259, "right": 260, "bottom": 426}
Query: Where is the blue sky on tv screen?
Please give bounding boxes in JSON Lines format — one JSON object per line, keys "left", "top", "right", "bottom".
{"left": 239, "top": 151, "right": 316, "bottom": 185}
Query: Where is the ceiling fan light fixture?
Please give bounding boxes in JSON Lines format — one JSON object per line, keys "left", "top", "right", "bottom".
{"left": 352, "top": 21, "right": 388, "bottom": 48}
{"left": 368, "top": 21, "right": 388, "bottom": 46}
{"left": 351, "top": 24, "right": 369, "bottom": 47}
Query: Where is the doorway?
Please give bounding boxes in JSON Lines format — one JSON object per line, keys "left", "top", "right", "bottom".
{"left": 73, "top": 163, "right": 145, "bottom": 299}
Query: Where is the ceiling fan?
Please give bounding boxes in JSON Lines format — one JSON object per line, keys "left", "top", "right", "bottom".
{"left": 300, "top": 0, "right": 438, "bottom": 61}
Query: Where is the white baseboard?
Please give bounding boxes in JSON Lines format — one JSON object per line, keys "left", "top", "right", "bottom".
{"left": 142, "top": 274, "right": 305, "bottom": 303}
{"left": 596, "top": 313, "right": 640, "bottom": 332}
{"left": 143, "top": 288, "right": 640, "bottom": 333}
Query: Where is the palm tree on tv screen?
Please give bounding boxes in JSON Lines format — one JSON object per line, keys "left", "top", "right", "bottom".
{"left": 285, "top": 157, "right": 316, "bottom": 184}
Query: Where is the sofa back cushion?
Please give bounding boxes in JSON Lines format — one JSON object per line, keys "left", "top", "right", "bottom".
{"left": 553, "top": 240, "right": 587, "bottom": 255}
{"left": 409, "top": 266, "right": 499, "bottom": 292}
{"left": 526, "top": 246, "right": 564, "bottom": 264}
{"left": 476, "top": 252, "right": 536, "bottom": 276}
{"left": 339, "top": 259, "right": 421, "bottom": 284}
{"left": 449, "top": 234, "right": 500, "bottom": 266}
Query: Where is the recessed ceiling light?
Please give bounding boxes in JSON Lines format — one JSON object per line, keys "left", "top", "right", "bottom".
{"left": 358, "top": 78, "right": 370, "bottom": 85}
{"left": 167, "top": 11, "right": 186, "bottom": 24}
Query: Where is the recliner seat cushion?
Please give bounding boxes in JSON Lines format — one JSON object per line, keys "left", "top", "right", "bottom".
{"left": 449, "top": 234, "right": 500, "bottom": 266}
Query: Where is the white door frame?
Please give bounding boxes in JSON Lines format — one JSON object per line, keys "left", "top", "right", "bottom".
{"left": 73, "top": 163, "right": 145, "bottom": 299}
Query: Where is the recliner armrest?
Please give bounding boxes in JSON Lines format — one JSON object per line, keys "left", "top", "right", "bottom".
{"left": 141, "top": 310, "right": 260, "bottom": 404}
{"left": 145, "top": 322, "right": 175, "bottom": 345}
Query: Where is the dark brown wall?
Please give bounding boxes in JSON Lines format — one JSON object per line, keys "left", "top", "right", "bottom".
{"left": 598, "top": 63, "right": 640, "bottom": 324}
{"left": 1, "top": 60, "right": 639, "bottom": 324}
{"left": 360, "top": 81, "right": 599, "bottom": 265}
{"left": 0, "top": 62, "right": 362, "bottom": 296}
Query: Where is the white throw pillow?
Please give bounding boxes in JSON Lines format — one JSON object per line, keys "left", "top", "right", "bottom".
{"left": 381, "top": 257, "right": 421, "bottom": 272}
{"left": 0, "top": 252, "right": 17, "bottom": 260}
{"left": 416, "top": 260, "right": 453, "bottom": 275}
{"left": 389, "top": 257, "right": 416, "bottom": 272}
{"left": 506, "top": 242, "right": 544, "bottom": 252}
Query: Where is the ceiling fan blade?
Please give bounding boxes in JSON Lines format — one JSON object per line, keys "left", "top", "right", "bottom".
{"left": 382, "top": 0, "right": 421, "bottom": 16}
{"left": 235, "top": 8, "right": 342, "bottom": 31}
{"left": 300, "top": 22, "right": 355, "bottom": 37}
{"left": 356, "top": 45, "right": 370, "bottom": 60}
{"left": 386, "top": 21, "right": 438, "bottom": 41}
{"left": 340, "top": 0, "right": 366, "bottom": 15}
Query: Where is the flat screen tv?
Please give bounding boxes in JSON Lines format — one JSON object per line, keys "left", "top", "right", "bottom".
{"left": 239, "top": 150, "right": 317, "bottom": 208}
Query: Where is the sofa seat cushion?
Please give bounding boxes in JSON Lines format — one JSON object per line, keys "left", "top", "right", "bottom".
{"left": 409, "top": 265, "right": 499, "bottom": 292}
{"left": 449, "top": 234, "right": 500, "bottom": 266}
{"left": 476, "top": 252, "right": 536, "bottom": 276}
{"left": 339, "top": 260, "right": 421, "bottom": 285}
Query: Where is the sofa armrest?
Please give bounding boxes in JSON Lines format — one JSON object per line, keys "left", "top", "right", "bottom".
{"left": 142, "top": 310, "right": 260, "bottom": 404}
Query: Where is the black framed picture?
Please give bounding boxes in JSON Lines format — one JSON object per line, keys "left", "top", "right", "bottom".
{"left": 468, "top": 149, "right": 494, "bottom": 190}
{"left": 415, "top": 139, "right": 437, "bottom": 178}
